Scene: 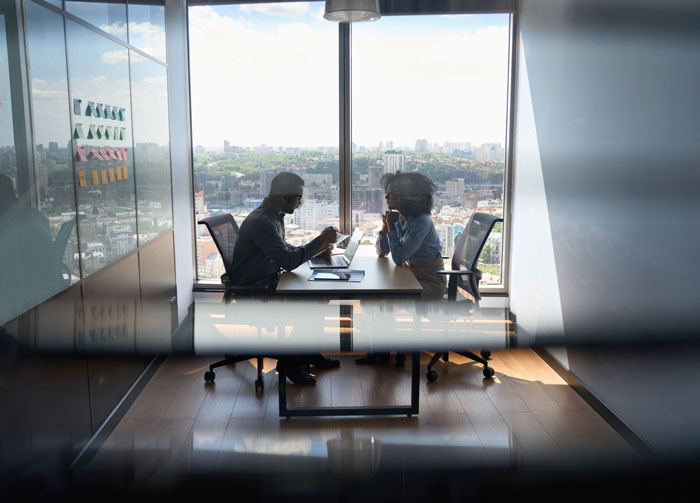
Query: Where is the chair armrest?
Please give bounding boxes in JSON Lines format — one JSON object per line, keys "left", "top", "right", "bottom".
{"left": 436, "top": 269, "right": 473, "bottom": 276}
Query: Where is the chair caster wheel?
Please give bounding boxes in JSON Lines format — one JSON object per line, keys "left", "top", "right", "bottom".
{"left": 483, "top": 366, "right": 495, "bottom": 378}
{"left": 204, "top": 370, "right": 216, "bottom": 383}
{"left": 255, "top": 379, "right": 264, "bottom": 394}
{"left": 480, "top": 350, "right": 491, "bottom": 360}
{"left": 395, "top": 353, "right": 406, "bottom": 366}
{"left": 426, "top": 369, "right": 438, "bottom": 382}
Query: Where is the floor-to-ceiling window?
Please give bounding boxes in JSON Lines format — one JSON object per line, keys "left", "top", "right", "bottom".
{"left": 188, "top": 1, "right": 513, "bottom": 288}
{"left": 352, "top": 13, "right": 510, "bottom": 286}
{"left": 188, "top": 2, "right": 339, "bottom": 280}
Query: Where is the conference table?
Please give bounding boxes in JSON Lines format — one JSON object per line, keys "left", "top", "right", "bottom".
{"left": 194, "top": 245, "right": 513, "bottom": 418}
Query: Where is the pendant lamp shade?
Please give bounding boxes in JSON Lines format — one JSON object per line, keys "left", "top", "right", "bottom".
{"left": 323, "top": 0, "right": 381, "bottom": 23}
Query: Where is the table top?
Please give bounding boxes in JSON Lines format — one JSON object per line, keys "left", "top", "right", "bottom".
{"left": 276, "top": 245, "right": 422, "bottom": 296}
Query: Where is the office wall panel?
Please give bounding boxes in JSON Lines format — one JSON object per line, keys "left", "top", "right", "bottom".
{"left": 80, "top": 252, "right": 140, "bottom": 353}
{"left": 0, "top": 355, "right": 91, "bottom": 471}
{"left": 512, "top": 0, "right": 700, "bottom": 453}
{"left": 138, "top": 230, "right": 176, "bottom": 352}
{"left": 80, "top": 252, "right": 142, "bottom": 428}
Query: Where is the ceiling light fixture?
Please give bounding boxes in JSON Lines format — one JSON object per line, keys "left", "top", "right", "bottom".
{"left": 323, "top": 0, "right": 381, "bottom": 23}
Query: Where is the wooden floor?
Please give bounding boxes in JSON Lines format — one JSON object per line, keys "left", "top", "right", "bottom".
{"left": 89, "top": 349, "right": 637, "bottom": 486}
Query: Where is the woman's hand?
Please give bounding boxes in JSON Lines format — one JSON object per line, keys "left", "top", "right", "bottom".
{"left": 381, "top": 212, "right": 389, "bottom": 233}
{"left": 386, "top": 210, "right": 400, "bottom": 231}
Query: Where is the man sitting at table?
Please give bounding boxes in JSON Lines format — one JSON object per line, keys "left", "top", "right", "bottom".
{"left": 230, "top": 171, "right": 340, "bottom": 385}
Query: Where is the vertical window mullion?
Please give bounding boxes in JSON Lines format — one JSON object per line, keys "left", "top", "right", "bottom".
{"left": 339, "top": 22, "right": 352, "bottom": 233}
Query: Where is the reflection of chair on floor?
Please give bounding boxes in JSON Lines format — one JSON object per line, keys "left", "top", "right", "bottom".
{"left": 428, "top": 212, "right": 504, "bottom": 381}
{"left": 198, "top": 213, "right": 268, "bottom": 393}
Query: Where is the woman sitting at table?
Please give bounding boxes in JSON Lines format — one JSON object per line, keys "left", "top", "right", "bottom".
{"left": 356, "top": 171, "right": 446, "bottom": 364}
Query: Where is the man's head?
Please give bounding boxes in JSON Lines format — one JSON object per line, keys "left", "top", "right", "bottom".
{"left": 268, "top": 171, "right": 304, "bottom": 214}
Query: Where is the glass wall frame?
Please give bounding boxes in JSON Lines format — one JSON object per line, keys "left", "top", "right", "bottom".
{"left": 187, "top": 0, "right": 517, "bottom": 293}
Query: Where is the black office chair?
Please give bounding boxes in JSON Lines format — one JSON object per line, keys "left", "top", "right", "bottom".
{"left": 198, "top": 213, "right": 267, "bottom": 393}
{"left": 53, "top": 219, "right": 76, "bottom": 288}
{"left": 427, "top": 212, "right": 504, "bottom": 382}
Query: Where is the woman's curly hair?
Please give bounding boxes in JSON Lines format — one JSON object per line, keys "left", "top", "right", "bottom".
{"left": 380, "top": 171, "right": 437, "bottom": 216}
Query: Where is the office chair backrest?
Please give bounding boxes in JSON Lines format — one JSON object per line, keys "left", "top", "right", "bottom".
{"left": 53, "top": 219, "right": 77, "bottom": 287}
{"left": 198, "top": 213, "right": 239, "bottom": 280}
{"left": 452, "top": 212, "right": 503, "bottom": 301}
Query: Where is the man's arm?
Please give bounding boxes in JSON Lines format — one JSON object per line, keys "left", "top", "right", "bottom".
{"left": 249, "top": 218, "right": 324, "bottom": 272}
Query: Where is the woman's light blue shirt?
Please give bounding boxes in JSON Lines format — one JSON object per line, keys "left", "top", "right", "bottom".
{"left": 375, "top": 213, "right": 443, "bottom": 265}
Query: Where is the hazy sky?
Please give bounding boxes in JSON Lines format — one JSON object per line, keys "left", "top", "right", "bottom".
{"left": 1, "top": 2, "right": 510, "bottom": 150}
{"left": 188, "top": 2, "right": 510, "bottom": 149}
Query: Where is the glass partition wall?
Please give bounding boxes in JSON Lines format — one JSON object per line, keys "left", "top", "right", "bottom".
{"left": 0, "top": 0, "right": 172, "bottom": 327}
{"left": 188, "top": 1, "right": 514, "bottom": 290}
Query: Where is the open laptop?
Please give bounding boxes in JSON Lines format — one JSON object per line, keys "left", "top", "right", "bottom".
{"left": 309, "top": 227, "right": 363, "bottom": 269}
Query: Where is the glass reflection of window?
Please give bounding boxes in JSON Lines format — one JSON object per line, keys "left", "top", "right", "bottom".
{"left": 127, "top": 1, "right": 166, "bottom": 61}
{"left": 1, "top": 1, "right": 81, "bottom": 326}
{"left": 130, "top": 52, "right": 173, "bottom": 245}
{"left": 188, "top": 2, "right": 339, "bottom": 280}
{"left": 352, "top": 15, "right": 510, "bottom": 287}
{"left": 26, "top": 0, "right": 81, "bottom": 283}
{"left": 65, "top": 0, "right": 127, "bottom": 41}
{"left": 66, "top": 19, "right": 136, "bottom": 276}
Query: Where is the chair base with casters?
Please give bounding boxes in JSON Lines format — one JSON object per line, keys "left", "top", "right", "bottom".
{"left": 425, "top": 350, "right": 494, "bottom": 382}
{"left": 198, "top": 214, "right": 272, "bottom": 395}
{"left": 426, "top": 212, "right": 503, "bottom": 383}
{"left": 204, "top": 355, "right": 265, "bottom": 394}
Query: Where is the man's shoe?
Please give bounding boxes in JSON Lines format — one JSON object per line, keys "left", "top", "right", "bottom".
{"left": 355, "top": 353, "right": 390, "bottom": 365}
{"left": 310, "top": 355, "right": 341, "bottom": 369}
{"left": 284, "top": 364, "right": 316, "bottom": 385}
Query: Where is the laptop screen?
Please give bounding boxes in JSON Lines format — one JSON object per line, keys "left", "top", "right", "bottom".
{"left": 343, "top": 228, "right": 363, "bottom": 260}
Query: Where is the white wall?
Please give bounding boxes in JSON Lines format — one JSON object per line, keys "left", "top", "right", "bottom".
{"left": 165, "top": 0, "right": 195, "bottom": 324}
{"left": 510, "top": 0, "right": 700, "bottom": 453}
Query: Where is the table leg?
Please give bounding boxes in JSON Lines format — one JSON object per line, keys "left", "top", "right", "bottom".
{"left": 410, "top": 352, "right": 420, "bottom": 417}
{"left": 278, "top": 358, "right": 289, "bottom": 419}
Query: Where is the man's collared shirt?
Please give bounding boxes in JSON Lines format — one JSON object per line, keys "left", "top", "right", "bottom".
{"left": 229, "top": 198, "right": 324, "bottom": 287}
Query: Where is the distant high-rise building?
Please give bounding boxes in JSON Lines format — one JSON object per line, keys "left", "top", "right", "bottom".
{"left": 259, "top": 169, "right": 279, "bottom": 195}
{"left": 383, "top": 151, "right": 405, "bottom": 174}
{"left": 385, "top": 141, "right": 393, "bottom": 151}
{"left": 194, "top": 145, "right": 205, "bottom": 155}
{"left": 368, "top": 165, "right": 384, "bottom": 189}
{"left": 48, "top": 141, "right": 58, "bottom": 153}
{"left": 446, "top": 178, "right": 465, "bottom": 199}
{"left": 378, "top": 141, "right": 384, "bottom": 152}
{"left": 354, "top": 188, "right": 384, "bottom": 214}
{"left": 294, "top": 201, "right": 328, "bottom": 230}
{"left": 415, "top": 139, "right": 428, "bottom": 152}
{"left": 224, "top": 140, "right": 230, "bottom": 152}
{"left": 194, "top": 190, "right": 205, "bottom": 213}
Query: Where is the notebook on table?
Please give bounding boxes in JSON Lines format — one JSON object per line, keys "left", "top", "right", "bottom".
{"left": 309, "top": 227, "right": 363, "bottom": 269}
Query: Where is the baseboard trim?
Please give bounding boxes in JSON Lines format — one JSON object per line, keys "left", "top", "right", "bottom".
{"left": 69, "top": 354, "right": 165, "bottom": 470}
{"left": 533, "top": 347, "right": 653, "bottom": 458}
